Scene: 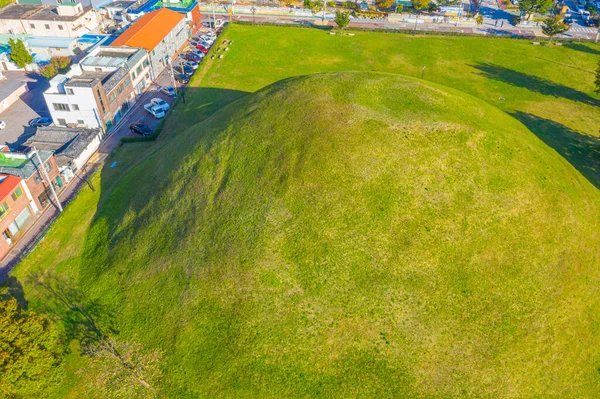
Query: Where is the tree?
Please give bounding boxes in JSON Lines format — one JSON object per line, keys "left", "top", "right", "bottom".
{"left": 8, "top": 38, "right": 33, "bottom": 68}
{"left": 595, "top": 59, "right": 600, "bottom": 95}
{"left": 0, "top": 290, "right": 64, "bottom": 398}
{"left": 476, "top": 14, "right": 484, "bottom": 24}
{"left": 40, "top": 64, "right": 57, "bottom": 79}
{"left": 334, "top": 9, "right": 351, "bottom": 29}
{"left": 518, "top": 0, "right": 553, "bottom": 20}
{"left": 412, "top": 0, "right": 428, "bottom": 12}
{"left": 376, "top": 0, "right": 395, "bottom": 9}
{"left": 82, "top": 337, "right": 164, "bottom": 399}
{"left": 541, "top": 15, "right": 569, "bottom": 43}
{"left": 427, "top": 1, "right": 439, "bottom": 12}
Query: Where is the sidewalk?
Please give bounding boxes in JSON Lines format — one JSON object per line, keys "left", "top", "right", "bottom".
{"left": 0, "top": 63, "right": 177, "bottom": 277}
{"left": 0, "top": 159, "right": 103, "bottom": 278}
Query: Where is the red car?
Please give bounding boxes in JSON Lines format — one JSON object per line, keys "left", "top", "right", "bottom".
{"left": 195, "top": 44, "right": 208, "bottom": 54}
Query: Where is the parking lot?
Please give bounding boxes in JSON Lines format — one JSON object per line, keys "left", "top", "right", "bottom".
{"left": 0, "top": 72, "right": 51, "bottom": 150}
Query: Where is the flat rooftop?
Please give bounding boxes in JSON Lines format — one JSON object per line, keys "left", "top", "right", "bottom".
{"left": 0, "top": 79, "right": 27, "bottom": 103}
{"left": 64, "top": 71, "right": 110, "bottom": 88}
{"left": 0, "top": 4, "right": 91, "bottom": 21}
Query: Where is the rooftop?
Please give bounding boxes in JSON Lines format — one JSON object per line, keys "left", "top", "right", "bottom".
{"left": 0, "top": 3, "right": 91, "bottom": 21}
{"left": 0, "top": 150, "right": 54, "bottom": 180}
{"left": 110, "top": 8, "right": 184, "bottom": 51}
{"left": 0, "top": 79, "right": 27, "bottom": 103}
{"left": 81, "top": 46, "right": 146, "bottom": 70}
{"left": 25, "top": 127, "right": 101, "bottom": 168}
{"left": 0, "top": 175, "right": 23, "bottom": 202}
{"left": 105, "top": 0, "right": 135, "bottom": 9}
{"left": 64, "top": 71, "right": 110, "bottom": 88}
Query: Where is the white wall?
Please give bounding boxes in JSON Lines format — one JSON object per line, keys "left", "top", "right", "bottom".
{"left": 44, "top": 86, "right": 100, "bottom": 128}
{"left": 72, "top": 134, "right": 101, "bottom": 171}
{"left": 0, "top": 9, "right": 99, "bottom": 38}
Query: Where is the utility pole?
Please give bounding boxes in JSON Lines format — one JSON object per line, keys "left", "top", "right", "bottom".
{"left": 322, "top": 0, "right": 326, "bottom": 24}
{"left": 166, "top": 54, "right": 177, "bottom": 95}
{"left": 212, "top": 0, "right": 217, "bottom": 31}
{"left": 32, "top": 147, "right": 62, "bottom": 213}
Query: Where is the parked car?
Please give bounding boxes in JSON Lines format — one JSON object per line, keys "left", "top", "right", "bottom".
{"left": 585, "top": 17, "right": 598, "bottom": 26}
{"left": 200, "top": 36, "right": 215, "bottom": 45}
{"left": 29, "top": 117, "right": 53, "bottom": 127}
{"left": 144, "top": 103, "right": 166, "bottom": 119}
{"left": 563, "top": 16, "right": 574, "bottom": 24}
{"left": 182, "top": 60, "right": 199, "bottom": 70}
{"left": 581, "top": 9, "right": 591, "bottom": 18}
{"left": 190, "top": 37, "right": 201, "bottom": 44}
{"left": 0, "top": 120, "right": 5, "bottom": 130}
{"left": 130, "top": 123, "right": 153, "bottom": 136}
{"left": 196, "top": 44, "right": 209, "bottom": 53}
{"left": 176, "top": 65, "right": 194, "bottom": 76}
{"left": 198, "top": 40, "right": 212, "bottom": 48}
{"left": 183, "top": 52, "right": 201, "bottom": 62}
{"left": 161, "top": 86, "right": 177, "bottom": 97}
{"left": 175, "top": 73, "right": 189, "bottom": 84}
{"left": 151, "top": 97, "right": 170, "bottom": 112}
{"left": 191, "top": 49, "right": 205, "bottom": 58}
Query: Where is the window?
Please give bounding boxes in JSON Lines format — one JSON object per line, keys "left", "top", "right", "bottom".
{"left": 131, "top": 71, "right": 136, "bottom": 79}
{"left": 96, "top": 88, "right": 106, "bottom": 113}
{"left": 108, "top": 92, "right": 116, "bottom": 103}
{"left": 77, "top": 119, "right": 84, "bottom": 125}
{"left": 124, "top": 77, "right": 131, "bottom": 87}
{"left": 72, "top": 104, "right": 79, "bottom": 111}
{"left": 0, "top": 202, "right": 10, "bottom": 219}
{"left": 53, "top": 103, "right": 70, "bottom": 112}
{"left": 143, "top": 59, "right": 149, "bottom": 68}
{"left": 151, "top": 50, "right": 155, "bottom": 56}
{"left": 57, "top": 118, "right": 67, "bottom": 126}
{"left": 58, "top": 25, "right": 63, "bottom": 30}
{"left": 44, "top": 162, "right": 53, "bottom": 173}
{"left": 66, "top": 88, "right": 74, "bottom": 95}
{"left": 30, "top": 23, "right": 35, "bottom": 29}
{"left": 136, "top": 65, "right": 142, "bottom": 75}
{"left": 45, "top": 24, "right": 50, "bottom": 29}
{"left": 34, "top": 174, "right": 42, "bottom": 185}
{"left": 11, "top": 187, "right": 22, "bottom": 202}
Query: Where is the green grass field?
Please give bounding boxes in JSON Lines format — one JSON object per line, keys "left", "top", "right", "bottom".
{"left": 7, "top": 26, "right": 600, "bottom": 398}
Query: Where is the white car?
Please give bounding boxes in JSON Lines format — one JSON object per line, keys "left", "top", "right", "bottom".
{"left": 151, "top": 98, "right": 170, "bottom": 112}
{"left": 144, "top": 103, "right": 165, "bottom": 119}
{"left": 0, "top": 121, "right": 5, "bottom": 130}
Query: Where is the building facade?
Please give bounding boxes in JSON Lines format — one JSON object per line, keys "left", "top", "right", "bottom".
{"left": 43, "top": 46, "right": 151, "bottom": 131}
{"left": 0, "top": 3, "right": 99, "bottom": 38}
{"left": 0, "top": 174, "right": 40, "bottom": 259}
{"left": 110, "top": 8, "right": 188, "bottom": 78}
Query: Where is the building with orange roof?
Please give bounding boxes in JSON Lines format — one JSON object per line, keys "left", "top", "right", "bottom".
{"left": 111, "top": 8, "right": 189, "bottom": 78}
{"left": 0, "top": 173, "right": 41, "bottom": 260}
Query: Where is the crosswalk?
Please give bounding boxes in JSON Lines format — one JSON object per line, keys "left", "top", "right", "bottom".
{"left": 569, "top": 26, "right": 598, "bottom": 33}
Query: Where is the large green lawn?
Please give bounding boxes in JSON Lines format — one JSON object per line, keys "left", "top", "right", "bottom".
{"left": 7, "top": 25, "right": 600, "bottom": 398}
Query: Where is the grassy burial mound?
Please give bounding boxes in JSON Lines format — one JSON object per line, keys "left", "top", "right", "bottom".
{"left": 36, "top": 72, "right": 600, "bottom": 396}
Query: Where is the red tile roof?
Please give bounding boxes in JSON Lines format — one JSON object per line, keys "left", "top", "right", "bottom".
{"left": 110, "top": 8, "right": 185, "bottom": 51}
{"left": 0, "top": 174, "right": 22, "bottom": 202}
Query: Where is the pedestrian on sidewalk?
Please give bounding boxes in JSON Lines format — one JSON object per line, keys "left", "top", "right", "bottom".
{"left": 495, "top": 20, "right": 498, "bottom": 26}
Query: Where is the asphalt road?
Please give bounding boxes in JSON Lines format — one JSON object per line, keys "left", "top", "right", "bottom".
{"left": 0, "top": 71, "right": 50, "bottom": 150}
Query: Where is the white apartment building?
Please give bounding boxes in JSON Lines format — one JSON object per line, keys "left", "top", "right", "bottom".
{"left": 43, "top": 46, "right": 151, "bottom": 131}
{"left": 0, "top": 3, "right": 98, "bottom": 38}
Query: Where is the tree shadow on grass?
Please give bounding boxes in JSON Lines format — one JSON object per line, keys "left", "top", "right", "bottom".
{"left": 563, "top": 42, "right": 600, "bottom": 56}
{"left": 511, "top": 111, "right": 600, "bottom": 189}
{"left": 27, "top": 272, "right": 116, "bottom": 351}
{"left": 471, "top": 63, "right": 600, "bottom": 106}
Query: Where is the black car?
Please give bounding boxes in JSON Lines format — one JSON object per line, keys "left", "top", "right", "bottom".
{"left": 183, "top": 52, "right": 201, "bottom": 62}
{"left": 176, "top": 65, "right": 194, "bottom": 76}
{"left": 175, "top": 73, "right": 189, "bottom": 83}
{"left": 563, "top": 16, "right": 573, "bottom": 24}
{"left": 585, "top": 18, "right": 598, "bottom": 27}
{"left": 29, "top": 117, "right": 53, "bottom": 127}
{"left": 130, "top": 123, "right": 153, "bottom": 136}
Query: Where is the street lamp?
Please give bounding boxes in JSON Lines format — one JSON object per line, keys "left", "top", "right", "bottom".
{"left": 250, "top": 6, "right": 257, "bottom": 24}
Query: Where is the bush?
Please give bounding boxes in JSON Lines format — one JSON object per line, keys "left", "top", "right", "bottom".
{"left": 51, "top": 56, "right": 70, "bottom": 71}
{"left": 40, "top": 64, "right": 57, "bottom": 79}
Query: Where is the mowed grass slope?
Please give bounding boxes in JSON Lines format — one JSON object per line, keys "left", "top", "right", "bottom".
{"left": 16, "top": 72, "right": 600, "bottom": 397}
